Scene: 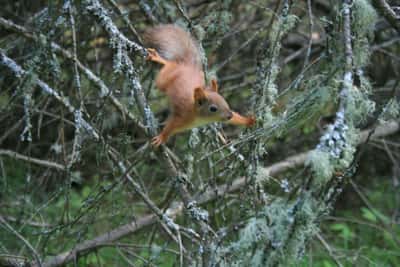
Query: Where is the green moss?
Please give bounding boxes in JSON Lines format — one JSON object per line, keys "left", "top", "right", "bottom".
{"left": 337, "top": 125, "right": 358, "bottom": 168}
{"left": 352, "top": 0, "right": 378, "bottom": 68}
{"left": 345, "top": 86, "right": 375, "bottom": 124}
{"left": 269, "top": 14, "right": 299, "bottom": 46}
{"left": 379, "top": 98, "right": 400, "bottom": 123}
{"left": 255, "top": 13, "right": 298, "bottom": 126}
{"left": 201, "top": 9, "right": 232, "bottom": 37}
{"left": 352, "top": 0, "right": 377, "bottom": 38}
{"left": 283, "top": 196, "right": 321, "bottom": 264}
{"left": 209, "top": 195, "right": 322, "bottom": 267}
{"left": 283, "top": 84, "right": 333, "bottom": 132}
{"left": 306, "top": 150, "right": 335, "bottom": 185}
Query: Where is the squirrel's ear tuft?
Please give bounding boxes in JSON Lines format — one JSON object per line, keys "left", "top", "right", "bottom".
{"left": 210, "top": 79, "right": 218, "bottom": 92}
{"left": 194, "top": 87, "right": 207, "bottom": 105}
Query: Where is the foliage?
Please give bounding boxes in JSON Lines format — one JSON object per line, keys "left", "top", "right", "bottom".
{"left": 0, "top": 0, "right": 399, "bottom": 267}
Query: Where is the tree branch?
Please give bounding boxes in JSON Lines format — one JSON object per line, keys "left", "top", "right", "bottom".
{"left": 372, "top": 0, "right": 400, "bottom": 34}
{"left": 34, "top": 121, "right": 399, "bottom": 267}
{"left": 0, "top": 216, "right": 42, "bottom": 267}
{"left": 0, "top": 16, "right": 146, "bottom": 131}
{"left": 0, "top": 51, "right": 191, "bottom": 267}
{"left": 0, "top": 149, "right": 65, "bottom": 171}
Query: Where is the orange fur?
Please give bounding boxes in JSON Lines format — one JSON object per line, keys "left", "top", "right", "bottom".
{"left": 145, "top": 24, "right": 255, "bottom": 146}
{"left": 228, "top": 112, "right": 256, "bottom": 127}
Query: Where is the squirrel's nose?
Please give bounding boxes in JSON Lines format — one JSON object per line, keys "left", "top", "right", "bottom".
{"left": 226, "top": 111, "right": 233, "bottom": 120}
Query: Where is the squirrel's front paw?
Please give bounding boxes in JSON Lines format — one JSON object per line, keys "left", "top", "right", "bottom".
{"left": 151, "top": 134, "right": 166, "bottom": 147}
{"left": 247, "top": 115, "right": 256, "bottom": 127}
{"left": 146, "top": 48, "right": 159, "bottom": 61}
{"left": 146, "top": 48, "right": 167, "bottom": 65}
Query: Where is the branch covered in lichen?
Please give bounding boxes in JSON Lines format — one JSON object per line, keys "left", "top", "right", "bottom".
{"left": 372, "top": 0, "right": 400, "bottom": 33}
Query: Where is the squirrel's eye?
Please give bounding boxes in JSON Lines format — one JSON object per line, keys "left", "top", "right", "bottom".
{"left": 209, "top": 105, "right": 218, "bottom": 112}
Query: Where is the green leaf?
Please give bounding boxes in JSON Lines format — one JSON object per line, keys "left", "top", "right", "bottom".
{"left": 361, "top": 207, "right": 377, "bottom": 222}
{"left": 82, "top": 186, "right": 92, "bottom": 198}
{"left": 323, "top": 260, "right": 335, "bottom": 267}
{"left": 330, "top": 223, "right": 354, "bottom": 241}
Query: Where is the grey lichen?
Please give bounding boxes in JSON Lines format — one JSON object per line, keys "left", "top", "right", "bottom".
{"left": 379, "top": 98, "right": 400, "bottom": 123}
{"left": 307, "top": 110, "right": 358, "bottom": 186}
{"left": 306, "top": 0, "right": 377, "bottom": 189}
{"left": 345, "top": 84, "right": 375, "bottom": 124}
{"left": 282, "top": 83, "right": 333, "bottom": 134}
{"left": 255, "top": 11, "right": 298, "bottom": 127}
{"left": 352, "top": 0, "right": 378, "bottom": 68}
{"left": 211, "top": 195, "right": 320, "bottom": 267}
{"left": 306, "top": 150, "right": 334, "bottom": 184}
{"left": 187, "top": 201, "right": 209, "bottom": 222}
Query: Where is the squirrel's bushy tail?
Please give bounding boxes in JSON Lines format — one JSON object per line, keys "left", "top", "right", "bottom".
{"left": 144, "top": 24, "right": 202, "bottom": 69}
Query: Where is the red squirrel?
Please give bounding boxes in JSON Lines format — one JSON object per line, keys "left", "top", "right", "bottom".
{"left": 144, "top": 24, "right": 255, "bottom": 146}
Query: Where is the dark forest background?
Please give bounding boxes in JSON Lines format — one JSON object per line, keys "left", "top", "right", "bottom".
{"left": 0, "top": 0, "right": 399, "bottom": 266}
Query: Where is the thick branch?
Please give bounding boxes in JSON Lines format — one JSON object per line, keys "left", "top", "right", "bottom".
{"left": 37, "top": 214, "right": 157, "bottom": 267}
{"left": 84, "top": 0, "right": 146, "bottom": 55}
{"left": 372, "top": 0, "right": 400, "bottom": 33}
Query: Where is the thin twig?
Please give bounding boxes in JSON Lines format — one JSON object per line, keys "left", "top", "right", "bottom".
{"left": 106, "top": 0, "right": 144, "bottom": 44}
{"left": 303, "top": 0, "right": 314, "bottom": 68}
{"left": 316, "top": 232, "right": 344, "bottom": 267}
{"left": 33, "top": 121, "right": 399, "bottom": 267}
{"left": 0, "top": 149, "right": 65, "bottom": 171}
{"left": 1, "top": 51, "right": 195, "bottom": 267}
{"left": 0, "top": 16, "right": 147, "bottom": 131}
{"left": 349, "top": 179, "right": 400, "bottom": 246}
{"left": 0, "top": 216, "right": 42, "bottom": 267}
